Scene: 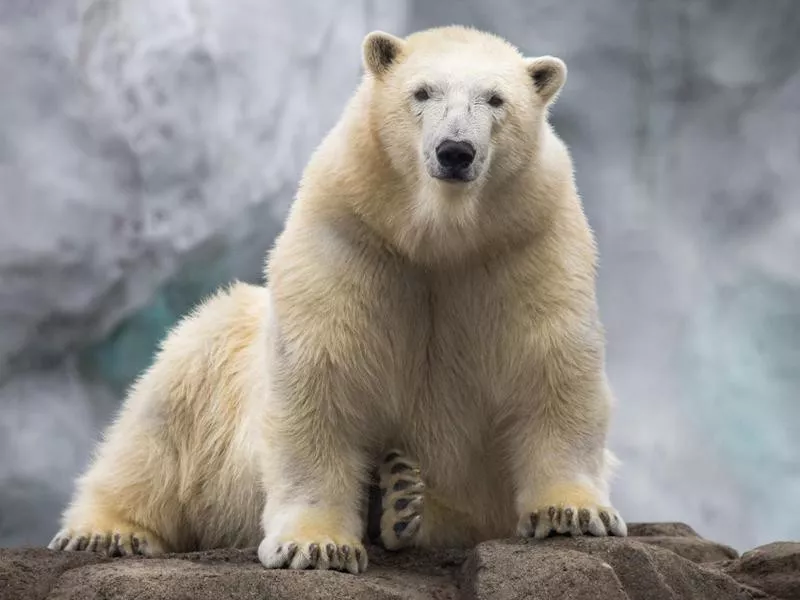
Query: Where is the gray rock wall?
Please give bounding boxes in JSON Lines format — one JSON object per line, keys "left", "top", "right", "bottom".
{"left": 1, "top": 0, "right": 798, "bottom": 552}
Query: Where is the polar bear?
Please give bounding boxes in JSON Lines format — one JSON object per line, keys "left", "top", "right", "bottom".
{"left": 48, "top": 25, "right": 626, "bottom": 574}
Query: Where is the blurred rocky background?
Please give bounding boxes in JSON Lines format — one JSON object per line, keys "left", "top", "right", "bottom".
{"left": 0, "top": 0, "right": 797, "bottom": 553}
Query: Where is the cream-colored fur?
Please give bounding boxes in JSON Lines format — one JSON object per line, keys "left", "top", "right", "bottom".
{"left": 49, "top": 26, "right": 626, "bottom": 574}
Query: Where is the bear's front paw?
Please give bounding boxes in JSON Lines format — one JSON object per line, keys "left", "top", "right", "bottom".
{"left": 258, "top": 537, "right": 367, "bottom": 574}
{"left": 48, "top": 525, "right": 166, "bottom": 556}
{"left": 517, "top": 482, "right": 627, "bottom": 539}
{"left": 518, "top": 504, "right": 627, "bottom": 538}
{"left": 379, "top": 449, "right": 425, "bottom": 551}
{"left": 259, "top": 506, "right": 368, "bottom": 574}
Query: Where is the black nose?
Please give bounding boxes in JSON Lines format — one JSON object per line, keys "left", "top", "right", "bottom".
{"left": 436, "top": 140, "right": 476, "bottom": 171}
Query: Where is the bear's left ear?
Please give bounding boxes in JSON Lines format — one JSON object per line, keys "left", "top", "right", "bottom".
{"left": 524, "top": 56, "right": 567, "bottom": 104}
{"left": 363, "top": 31, "right": 406, "bottom": 77}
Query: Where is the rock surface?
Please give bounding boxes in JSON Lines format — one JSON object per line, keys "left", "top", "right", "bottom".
{"left": 720, "top": 542, "right": 800, "bottom": 600}
{"left": 1, "top": 524, "right": 797, "bottom": 600}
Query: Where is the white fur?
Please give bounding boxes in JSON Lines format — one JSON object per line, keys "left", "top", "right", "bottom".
{"left": 48, "top": 26, "right": 626, "bottom": 574}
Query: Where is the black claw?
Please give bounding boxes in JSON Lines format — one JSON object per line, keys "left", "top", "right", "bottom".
{"left": 529, "top": 512, "right": 539, "bottom": 533}
{"left": 393, "top": 520, "right": 409, "bottom": 536}
{"left": 309, "top": 543, "right": 320, "bottom": 562}
{"left": 578, "top": 508, "right": 591, "bottom": 531}
{"left": 131, "top": 536, "right": 140, "bottom": 554}
{"left": 564, "top": 508, "right": 574, "bottom": 527}
{"left": 394, "top": 497, "right": 411, "bottom": 511}
{"left": 326, "top": 543, "right": 336, "bottom": 561}
{"left": 355, "top": 547, "right": 363, "bottom": 563}
{"left": 547, "top": 506, "right": 557, "bottom": 522}
{"left": 390, "top": 462, "right": 411, "bottom": 474}
{"left": 341, "top": 545, "right": 352, "bottom": 560}
{"left": 285, "top": 543, "right": 298, "bottom": 561}
{"left": 599, "top": 511, "right": 612, "bottom": 530}
{"left": 392, "top": 479, "right": 412, "bottom": 492}
{"left": 385, "top": 452, "right": 401, "bottom": 462}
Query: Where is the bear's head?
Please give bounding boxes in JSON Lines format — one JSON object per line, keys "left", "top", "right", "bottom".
{"left": 361, "top": 26, "right": 566, "bottom": 188}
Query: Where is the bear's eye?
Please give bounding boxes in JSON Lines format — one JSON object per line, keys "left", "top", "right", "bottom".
{"left": 488, "top": 94, "right": 504, "bottom": 108}
{"left": 414, "top": 88, "right": 430, "bottom": 102}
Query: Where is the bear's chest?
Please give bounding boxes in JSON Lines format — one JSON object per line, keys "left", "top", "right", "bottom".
{"left": 391, "top": 270, "right": 534, "bottom": 417}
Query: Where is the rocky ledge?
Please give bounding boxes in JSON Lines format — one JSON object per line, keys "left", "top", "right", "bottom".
{"left": 1, "top": 524, "right": 797, "bottom": 600}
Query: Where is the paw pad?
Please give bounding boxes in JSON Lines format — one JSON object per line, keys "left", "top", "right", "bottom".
{"left": 379, "top": 449, "right": 425, "bottom": 551}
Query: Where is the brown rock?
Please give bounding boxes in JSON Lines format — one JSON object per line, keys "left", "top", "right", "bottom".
{"left": 462, "top": 537, "right": 755, "bottom": 600}
{"left": 461, "top": 542, "right": 629, "bottom": 599}
{"left": 0, "top": 527, "right": 794, "bottom": 600}
{"left": 626, "top": 522, "right": 702, "bottom": 538}
{"left": 635, "top": 536, "right": 739, "bottom": 563}
{"left": 1, "top": 546, "right": 464, "bottom": 600}
{"left": 722, "top": 542, "right": 800, "bottom": 600}
{"left": 0, "top": 547, "right": 107, "bottom": 600}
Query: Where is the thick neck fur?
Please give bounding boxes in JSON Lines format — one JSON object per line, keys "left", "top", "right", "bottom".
{"left": 293, "top": 79, "right": 589, "bottom": 272}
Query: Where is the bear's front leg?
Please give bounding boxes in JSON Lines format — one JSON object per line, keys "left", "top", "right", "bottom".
{"left": 257, "top": 423, "right": 370, "bottom": 572}
{"left": 256, "top": 347, "right": 373, "bottom": 574}
{"left": 509, "top": 347, "right": 627, "bottom": 540}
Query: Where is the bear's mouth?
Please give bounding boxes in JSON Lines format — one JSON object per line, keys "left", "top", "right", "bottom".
{"left": 431, "top": 168, "right": 476, "bottom": 183}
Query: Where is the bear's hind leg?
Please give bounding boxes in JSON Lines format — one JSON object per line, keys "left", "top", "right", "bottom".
{"left": 48, "top": 462, "right": 175, "bottom": 557}
{"left": 48, "top": 396, "right": 181, "bottom": 557}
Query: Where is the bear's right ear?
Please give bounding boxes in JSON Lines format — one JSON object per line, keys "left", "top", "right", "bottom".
{"left": 362, "top": 31, "right": 406, "bottom": 77}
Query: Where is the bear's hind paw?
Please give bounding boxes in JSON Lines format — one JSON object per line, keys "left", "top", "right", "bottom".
{"left": 379, "top": 449, "right": 425, "bottom": 551}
